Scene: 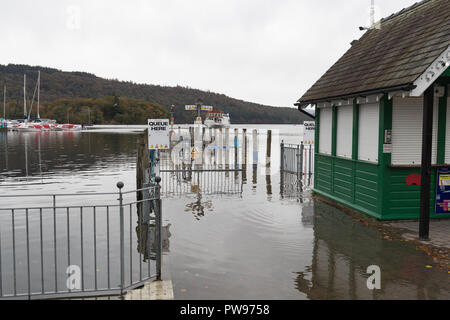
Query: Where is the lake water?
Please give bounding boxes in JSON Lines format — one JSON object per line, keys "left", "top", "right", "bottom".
{"left": 0, "top": 125, "right": 449, "bottom": 300}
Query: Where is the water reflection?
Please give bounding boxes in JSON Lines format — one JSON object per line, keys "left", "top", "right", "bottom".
{"left": 136, "top": 221, "right": 172, "bottom": 260}
{"left": 294, "top": 201, "right": 450, "bottom": 300}
{"left": 0, "top": 131, "right": 138, "bottom": 184}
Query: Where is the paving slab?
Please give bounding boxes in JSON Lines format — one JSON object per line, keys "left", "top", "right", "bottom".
{"left": 389, "top": 220, "right": 450, "bottom": 250}
{"left": 125, "top": 280, "right": 174, "bottom": 300}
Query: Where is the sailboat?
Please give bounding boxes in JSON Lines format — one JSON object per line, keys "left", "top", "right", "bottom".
{"left": 31, "top": 71, "right": 58, "bottom": 130}
{"left": 0, "top": 85, "right": 7, "bottom": 130}
{"left": 16, "top": 71, "right": 60, "bottom": 131}
{"left": 15, "top": 74, "right": 42, "bottom": 132}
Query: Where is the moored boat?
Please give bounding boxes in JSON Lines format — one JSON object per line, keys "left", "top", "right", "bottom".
{"left": 204, "top": 110, "right": 231, "bottom": 128}
{"left": 55, "top": 124, "right": 82, "bottom": 131}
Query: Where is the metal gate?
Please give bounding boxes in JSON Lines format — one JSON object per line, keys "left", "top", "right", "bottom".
{"left": 280, "top": 141, "right": 314, "bottom": 192}
{"left": 0, "top": 180, "right": 162, "bottom": 300}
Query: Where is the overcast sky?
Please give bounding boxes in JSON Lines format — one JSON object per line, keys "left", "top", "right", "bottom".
{"left": 0, "top": 0, "right": 420, "bottom": 107}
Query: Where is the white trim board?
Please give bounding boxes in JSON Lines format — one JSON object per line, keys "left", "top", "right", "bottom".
{"left": 410, "top": 45, "right": 450, "bottom": 97}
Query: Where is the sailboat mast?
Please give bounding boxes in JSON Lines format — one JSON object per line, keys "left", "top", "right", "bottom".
{"left": 37, "top": 71, "right": 40, "bottom": 119}
{"left": 23, "top": 74, "right": 27, "bottom": 121}
{"left": 3, "top": 85, "right": 5, "bottom": 119}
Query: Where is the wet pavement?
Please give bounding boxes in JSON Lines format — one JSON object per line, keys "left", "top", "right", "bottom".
{"left": 390, "top": 220, "right": 450, "bottom": 250}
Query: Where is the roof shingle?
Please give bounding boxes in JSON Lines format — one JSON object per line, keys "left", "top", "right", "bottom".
{"left": 297, "top": 0, "right": 450, "bottom": 105}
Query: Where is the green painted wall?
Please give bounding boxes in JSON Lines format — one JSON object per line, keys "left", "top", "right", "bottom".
{"left": 314, "top": 155, "right": 380, "bottom": 219}
{"left": 382, "top": 168, "right": 441, "bottom": 219}
{"left": 442, "top": 66, "right": 450, "bottom": 77}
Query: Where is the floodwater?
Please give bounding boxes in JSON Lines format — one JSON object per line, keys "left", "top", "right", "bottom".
{"left": 0, "top": 126, "right": 449, "bottom": 300}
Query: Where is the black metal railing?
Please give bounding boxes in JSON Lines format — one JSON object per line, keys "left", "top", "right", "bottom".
{"left": 280, "top": 141, "right": 314, "bottom": 190}
{"left": 0, "top": 180, "right": 162, "bottom": 300}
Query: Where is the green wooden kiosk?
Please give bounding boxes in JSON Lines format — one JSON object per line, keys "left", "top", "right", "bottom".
{"left": 296, "top": 0, "right": 450, "bottom": 220}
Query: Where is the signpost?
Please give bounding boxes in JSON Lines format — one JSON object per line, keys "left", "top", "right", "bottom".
{"left": 184, "top": 99, "right": 214, "bottom": 125}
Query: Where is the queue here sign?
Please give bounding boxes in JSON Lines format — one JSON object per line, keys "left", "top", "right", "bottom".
{"left": 148, "top": 119, "right": 170, "bottom": 150}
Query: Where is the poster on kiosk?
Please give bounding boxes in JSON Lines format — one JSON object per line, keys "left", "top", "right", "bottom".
{"left": 436, "top": 168, "right": 450, "bottom": 214}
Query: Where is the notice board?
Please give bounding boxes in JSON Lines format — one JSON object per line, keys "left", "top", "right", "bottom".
{"left": 436, "top": 168, "right": 450, "bottom": 214}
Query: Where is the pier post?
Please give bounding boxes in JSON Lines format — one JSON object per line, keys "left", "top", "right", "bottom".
{"left": 252, "top": 129, "right": 258, "bottom": 168}
{"left": 252, "top": 129, "right": 258, "bottom": 186}
{"left": 136, "top": 129, "right": 150, "bottom": 201}
{"left": 189, "top": 127, "right": 194, "bottom": 148}
{"left": 242, "top": 129, "right": 247, "bottom": 183}
{"left": 242, "top": 129, "right": 247, "bottom": 166}
{"left": 234, "top": 129, "right": 239, "bottom": 169}
{"left": 218, "top": 128, "right": 223, "bottom": 168}
{"left": 225, "top": 128, "right": 230, "bottom": 169}
{"left": 266, "top": 130, "right": 272, "bottom": 168}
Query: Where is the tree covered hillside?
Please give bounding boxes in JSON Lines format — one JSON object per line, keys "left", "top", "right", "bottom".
{"left": 0, "top": 64, "right": 310, "bottom": 124}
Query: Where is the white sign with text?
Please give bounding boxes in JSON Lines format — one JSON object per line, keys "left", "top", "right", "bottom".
{"left": 303, "top": 121, "right": 315, "bottom": 145}
{"left": 148, "top": 119, "right": 170, "bottom": 150}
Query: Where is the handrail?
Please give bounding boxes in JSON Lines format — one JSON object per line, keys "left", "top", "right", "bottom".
{"left": 0, "top": 179, "right": 163, "bottom": 300}
{"left": 0, "top": 185, "right": 158, "bottom": 198}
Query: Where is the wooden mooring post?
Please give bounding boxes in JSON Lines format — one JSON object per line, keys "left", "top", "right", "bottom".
{"left": 252, "top": 129, "right": 258, "bottom": 185}
{"left": 136, "top": 129, "right": 150, "bottom": 198}
{"left": 242, "top": 129, "right": 247, "bottom": 183}
{"left": 225, "top": 128, "right": 230, "bottom": 169}
{"left": 266, "top": 130, "right": 272, "bottom": 168}
{"left": 136, "top": 129, "right": 152, "bottom": 222}
{"left": 234, "top": 128, "right": 239, "bottom": 169}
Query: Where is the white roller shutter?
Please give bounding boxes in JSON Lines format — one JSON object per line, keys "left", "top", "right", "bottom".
{"left": 391, "top": 97, "right": 438, "bottom": 165}
{"left": 336, "top": 105, "right": 353, "bottom": 159}
{"left": 319, "top": 107, "right": 332, "bottom": 155}
{"left": 358, "top": 103, "right": 379, "bottom": 163}
{"left": 446, "top": 98, "right": 450, "bottom": 164}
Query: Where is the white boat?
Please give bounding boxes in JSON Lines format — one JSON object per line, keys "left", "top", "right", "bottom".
{"left": 0, "top": 118, "right": 7, "bottom": 130}
{"left": 204, "top": 111, "right": 231, "bottom": 128}
{"left": 15, "top": 122, "right": 43, "bottom": 132}
{"left": 55, "top": 124, "right": 82, "bottom": 131}
{"left": 34, "top": 118, "right": 58, "bottom": 131}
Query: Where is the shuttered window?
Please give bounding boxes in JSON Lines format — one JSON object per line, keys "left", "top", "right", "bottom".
{"left": 336, "top": 105, "right": 353, "bottom": 159}
{"left": 358, "top": 103, "right": 379, "bottom": 163}
{"left": 446, "top": 98, "right": 450, "bottom": 164}
{"left": 319, "top": 107, "right": 332, "bottom": 155}
{"left": 392, "top": 97, "right": 438, "bottom": 165}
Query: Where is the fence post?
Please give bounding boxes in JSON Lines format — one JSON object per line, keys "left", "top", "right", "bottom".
{"left": 300, "top": 142, "right": 304, "bottom": 191}
{"left": 280, "top": 140, "right": 284, "bottom": 172}
{"left": 308, "top": 144, "right": 313, "bottom": 186}
{"left": 117, "top": 181, "right": 125, "bottom": 296}
{"left": 155, "top": 177, "right": 162, "bottom": 281}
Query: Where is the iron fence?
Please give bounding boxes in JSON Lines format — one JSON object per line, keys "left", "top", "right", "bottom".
{"left": 280, "top": 141, "right": 314, "bottom": 190}
{"left": 0, "top": 180, "right": 162, "bottom": 300}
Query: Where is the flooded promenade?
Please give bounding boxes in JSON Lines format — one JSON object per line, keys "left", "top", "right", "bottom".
{"left": 0, "top": 126, "right": 449, "bottom": 300}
